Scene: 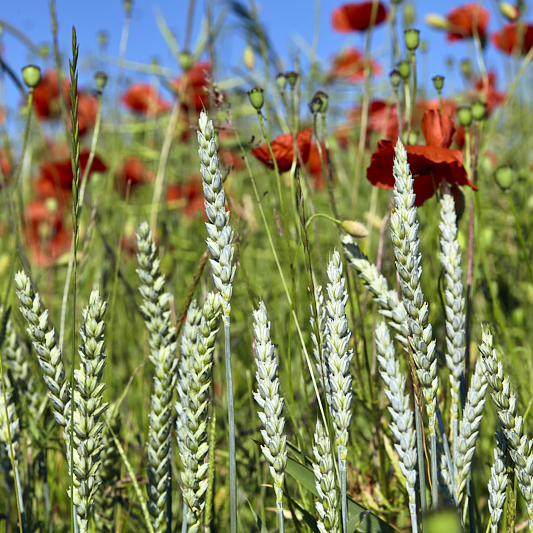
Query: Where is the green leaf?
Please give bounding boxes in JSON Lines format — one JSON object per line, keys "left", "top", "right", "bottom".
{"left": 285, "top": 456, "right": 397, "bottom": 533}
{"left": 247, "top": 500, "right": 268, "bottom": 533}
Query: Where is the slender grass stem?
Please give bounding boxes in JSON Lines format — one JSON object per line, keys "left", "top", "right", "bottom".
{"left": 506, "top": 192, "right": 533, "bottom": 286}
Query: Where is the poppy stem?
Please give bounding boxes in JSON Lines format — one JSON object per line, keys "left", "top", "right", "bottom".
{"left": 407, "top": 50, "right": 417, "bottom": 143}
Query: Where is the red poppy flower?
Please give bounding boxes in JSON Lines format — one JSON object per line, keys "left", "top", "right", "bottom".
{"left": 0, "top": 149, "right": 11, "bottom": 182}
{"left": 75, "top": 92, "right": 99, "bottom": 137}
{"left": 473, "top": 72, "right": 505, "bottom": 113}
{"left": 172, "top": 62, "right": 211, "bottom": 113}
{"left": 329, "top": 49, "right": 381, "bottom": 82}
{"left": 251, "top": 128, "right": 313, "bottom": 173}
{"left": 350, "top": 100, "right": 400, "bottom": 139}
{"left": 445, "top": 4, "right": 490, "bottom": 42}
{"left": 367, "top": 110, "right": 477, "bottom": 206}
{"left": 307, "top": 142, "right": 328, "bottom": 191}
{"left": 417, "top": 98, "right": 458, "bottom": 118}
{"left": 25, "top": 200, "right": 72, "bottom": 267}
{"left": 115, "top": 158, "right": 154, "bottom": 196}
{"left": 36, "top": 149, "right": 107, "bottom": 206}
{"left": 121, "top": 84, "right": 171, "bottom": 116}
{"left": 332, "top": 2, "right": 387, "bottom": 32}
{"left": 492, "top": 23, "right": 533, "bottom": 55}
{"left": 166, "top": 174, "right": 206, "bottom": 218}
{"left": 32, "top": 71, "right": 62, "bottom": 119}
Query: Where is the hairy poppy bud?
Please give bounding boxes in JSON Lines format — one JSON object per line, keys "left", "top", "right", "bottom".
{"left": 472, "top": 101, "right": 487, "bottom": 121}
{"left": 286, "top": 71, "right": 298, "bottom": 87}
{"left": 425, "top": 14, "right": 450, "bottom": 30}
{"left": 340, "top": 220, "right": 369, "bottom": 238}
{"left": 499, "top": 2, "right": 520, "bottom": 21}
{"left": 248, "top": 87, "right": 264, "bottom": 110}
{"left": 494, "top": 165, "right": 513, "bottom": 191}
{"left": 22, "top": 65, "right": 42, "bottom": 89}
{"left": 94, "top": 71, "right": 108, "bottom": 92}
{"left": 457, "top": 105, "right": 472, "bottom": 127}
{"left": 398, "top": 60, "right": 410, "bottom": 79}
{"left": 404, "top": 29, "right": 420, "bottom": 51}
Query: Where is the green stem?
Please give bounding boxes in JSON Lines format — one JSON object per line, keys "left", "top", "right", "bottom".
{"left": 224, "top": 318, "right": 237, "bottom": 533}
{"left": 9, "top": 90, "right": 33, "bottom": 195}
{"left": 339, "top": 448, "right": 348, "bottom": 533}
{"left": 506, "top": 192, "right": 533, "bottom": 286}
{"left": 406, "top": 50, "right": 417, "bottom": 143}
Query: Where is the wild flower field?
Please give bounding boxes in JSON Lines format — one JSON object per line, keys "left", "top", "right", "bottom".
{"left": 1, "top": 1, "right": 533, "bottom": 532}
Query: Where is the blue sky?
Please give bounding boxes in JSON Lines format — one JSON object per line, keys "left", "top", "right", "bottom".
{"left": 0, "top": 1, "right": 522, "bottom": 120}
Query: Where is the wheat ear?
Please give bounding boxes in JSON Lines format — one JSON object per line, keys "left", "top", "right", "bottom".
{"left": 312, "top": 420, "right": 339, "bottom": 533}
{"left": 310, "top": 286, "right": 330, "bottom": 403}
{"left": 390, "top": 139, "right": 439, "bottom": 508}
{"left": 72, "top": 289, "right": 108, "bottom": 533}
{"left": 136, "top": 222, "right": 178, "bottom": 533}
{"left": 439, "top": 193, "right": 466, "bottom": 459}
{"left": 454, "top": 357, "right": 487, "bottom": 505}
{"left": 177, "top": 293, "right": 222, "bottom": 532}
{"left": 14, "top": 271, "right": 71, "bottom": 430}
{"left": 479, "top": 329, "right": 533, "bottom": 528}
{"left": 488, "top": 431, "right": 508, "bottom": 533}
{"left": 375, "top": 322, "right": 418, "bottom": 532}
{"left": 253, "top": 301, "right": 287, "bottom": 530}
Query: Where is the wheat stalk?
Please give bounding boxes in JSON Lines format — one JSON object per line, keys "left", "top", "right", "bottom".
{"left": 454, "top": 357, "right": 487, "bottom": 505}
{"left": 390, "top": 139, "right": 439, "bottom": 508}
{"left": 488, "top": 431, "right": 508, "bottom": 533}
{"left": 375, "top": 321, "right": 418, "bottom": 532}
{"left": 439, "top": 193, "right": 466, "bottom": 460}
{"left": 72, "top": 289, "right": 108, "bottom": 533}
{"left": 312, "top": 420, "right": 339, "bottom": 533}
{"left": 136, "top": 222, "right": 178, "bottom": 533}
{"left": 253, "top": 301, "right": 287, "bottom": 530}
{"left": 176, "top": 293, "right": 222, "bottom": 532}
{"left": 479, "top": 329, "right": 533, "bottom": 528}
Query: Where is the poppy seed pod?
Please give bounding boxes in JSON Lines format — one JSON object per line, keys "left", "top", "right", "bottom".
{"left": 398, "top": 60, "right": 410, "bottom": 79}
{"left": 22, "top": 65, "right": 42, "bottom": 89}
{"left": 94, "top": 72, "right": 108, "bottom": 92}
{"left": 123, "top": 0, "right": 133, "bottom": 14}
{"left": 389, "top": 70, "right": 402, "bottom": 88}
{"left": 404, "top": 29, "right": 420, "bottom": 51}
{"left": 276, "top": 73, "right": 287, "bottom": 92}
{"left": 309, "top": 91, "right": 328, "bottom": 115}
{"left": 432, "top": 75, "right": 444, "bottom": 91}
{"left": 286, "top": 71, "right": 298, "bottom": 87}
{"left": 472, "top": 101, "right": 487, "bottom": 121}
{"left": 248, "top": 88, "right": 264, "bottom": 111}
{"left": 494, "top": 165, "right": 514, "bottom": 191}
{"left": 457, "top": 105, "right": 473, "bottom": 127}
{"left": 97, "top": 31, "right": 109, "bottom": 49}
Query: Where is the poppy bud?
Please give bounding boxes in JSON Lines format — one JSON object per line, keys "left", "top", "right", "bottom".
{"left": 472, "top": 101, "right": 487, "bottom": 121}
{"left": 499, "top": 2, "right": 520, "bottom": 21}
{"left": 45, "top": 197, "right": 58, "bottom": 214}
{"left": 243, "top": 44, "right": 255, "bottom": 71}
{"left": 398, "top": 60, "right": 410, "bottom": 79}
{"left": 494, "top": 165, "right": 513, "bottom": 191}
{"left": 408, "top": 130, "right": 419, "bottom": 145}
{"left": 317, "top": 91, "right": 329, "bottom": 113}
{"left": 276, "top": 73, "right": 287, "bottom": 92}
{"left": 95, "top": 71, "right": 108, "bottom": 92}
{"left": 404, "top": 3, "right": 415, "bottom": 26}
{"left": 22, "top": 65, "right": 42, "bottom": 89}
{"left": 179, "top": 52, "right": 195, "bottom": 73}
{"left": 457, "top": 105, "right": 472, "bottom": 127}
{"left": 39, "top": 44, "right": 50, "bottom": 60}
{"left": 420, "top": 40, "right": 428, "bottom": 54}
{"left": 404, "top": 29, "right": 420, "bottom": 51}
{"left": 98, "top": 31, "right": 109, "bottom": 50}
{"left": 389, "top": 70, "right": 402, "bottom": 88}
{"left": 123, "top": 0, "right": 133, "bottom": 14}
{"left": 425, "top": 14, "right": 450, "bottom": 30}
{"left": 151, "top": 57, "right": 160, "bottom": 68}
{"left": 286, "top": 71, "right": 298, "bottom": 87}
{"left": 248, "top": 87, "right": 264, "bottom": 110}
{"left": 460, "top": 59, "right": 472, "bottom": 78}
{"left": 340, "top": 220, "right": 369, "bottom": 238}
{"left": 446, "top": 56, "right": 454, "bottom": 69}
{"left": 432, "top": 75, "right": 444, "bottom": 91}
